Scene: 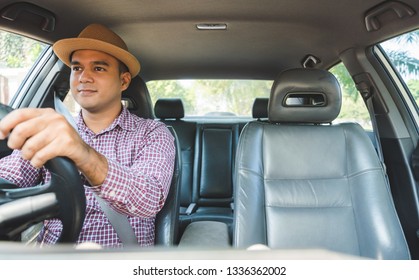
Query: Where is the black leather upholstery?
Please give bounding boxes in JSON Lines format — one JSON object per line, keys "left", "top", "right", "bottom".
{"left": 155, "top": 126, "right": 181, "bottom": 246}
{"left": 193, "top": 123, "right": 238, "bottom": 208}
{"left": 154, "top": 99, "right": 238, "bottom": 240}
{"left": 154, "top": 99, "right": 196, "bottom": 214}
{"left": 122, "top": 79, "right": 181, "bottom": 246}
{"left": 122, "top": 76, "right": 155, "bottom": 119}
{"left": 155, "top": 98, "right": 185, "bottom": 120}
{"left": 233, "top": 68, "right": 410, "bottom": 259}
{"left": 252, "top": 98, "right": 268, "bottom": 120}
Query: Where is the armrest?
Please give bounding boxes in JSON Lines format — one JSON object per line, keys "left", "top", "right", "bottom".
{"left": 178, "top": 221, "right": 230, "bottom": 248}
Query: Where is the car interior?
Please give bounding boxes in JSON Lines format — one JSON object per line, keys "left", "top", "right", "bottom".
{"left": 0, "top": 0, "right": 419, "bottom": 261}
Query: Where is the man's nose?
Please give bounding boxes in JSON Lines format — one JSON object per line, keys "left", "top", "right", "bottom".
{"left": 79, "top": 69, "right": 93, "bottom": 83}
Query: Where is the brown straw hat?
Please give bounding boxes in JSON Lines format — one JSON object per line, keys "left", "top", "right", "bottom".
{"left": 53, "top": 23, "right": 140, "bottom": 77}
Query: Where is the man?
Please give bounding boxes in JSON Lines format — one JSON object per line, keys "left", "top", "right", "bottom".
{"left": 0, "top": 24, "right": 175, "bottom": 247}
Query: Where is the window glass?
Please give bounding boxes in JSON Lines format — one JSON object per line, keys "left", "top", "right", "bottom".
{"left": 63, "top": 92, "right": 81, "bottom": 117}
{"left": 67, "top": 71, "right": 369, "bottom": 126}
{"left": 0, "top": 30, "right": 48, "bottom": 105}
{"left": 380, "top": 29, "right": 419, "bottom": 106}
{"left": 147, "top": 80, "right": 272, "bottom": 117}
{"left": 148, "top": 75, "right": 371, "bottom": 128}
{"left": 63, "top": 68, "right": 370, "bottom": 124}
{"left": 330, "top": 63, "right": 371, "bottom": 130}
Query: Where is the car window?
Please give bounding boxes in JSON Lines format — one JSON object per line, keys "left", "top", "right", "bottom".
{"left": 330, "top": 62, "right": 371, "bottom": 130}
{"left": 64, "top": 70, "right": 369, "bottom": 127}
{"left": 0, "top": 29, "right": 48, "bottom": 106}
{"left": 147, "top": 73, "right": 371, "bottom": 129}
{"left": 379, "top": 29, "right": 419, "bottom": 116}
{"left": 147, "top": 80, "right": 272, "bottom": 117}
{"left": 63, "top": 92, "right": 81, "bottom": 117}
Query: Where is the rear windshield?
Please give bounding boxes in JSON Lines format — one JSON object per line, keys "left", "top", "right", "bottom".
{"left": 147, "top": 70, "right": 370, "bottom": 130}
{"left": 147, "top": 80, "right": 272, "bottom": 117}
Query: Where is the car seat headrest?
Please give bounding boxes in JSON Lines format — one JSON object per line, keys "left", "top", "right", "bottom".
{"left": 122, "top": 76, "right": 155, "bottom": 119}
{"left": 154, "top": 98, "right": 185, "bottom": 120}
{"left": 268, "top": 68, "right": 342, "bottom": 123}
{"left": 252, "top": 98, "right": 268, "bottom": 120}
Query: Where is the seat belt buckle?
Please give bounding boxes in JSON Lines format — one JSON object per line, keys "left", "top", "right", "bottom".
{"left": 185, "top": 203, "right": 197, "bottom": 215}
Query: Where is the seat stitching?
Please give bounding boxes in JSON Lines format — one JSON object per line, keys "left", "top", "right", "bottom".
{"left": 343, "top": 126, "right": 361, "bottom": 256}
{"left": 263, "top": 168, "right": 382, "bottom": 181}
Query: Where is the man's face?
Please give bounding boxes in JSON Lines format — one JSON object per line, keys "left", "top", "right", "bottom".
{"left": 69, "top": 49, "right": 130, "bottom": 113}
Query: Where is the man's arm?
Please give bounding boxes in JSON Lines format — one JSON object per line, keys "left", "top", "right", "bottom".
{"left": 93, "top": 123, "right": 175, "bottom": 218}
{"left": 0, "top": 108, "right": 108, "bottom": 185}
{"left": 0, "top": 150, "right": 43, "bottom": 188}
{"left": 0, "top": 108, "right": 176, "bottom": 218}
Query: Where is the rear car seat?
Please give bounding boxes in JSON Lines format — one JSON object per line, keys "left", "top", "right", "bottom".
{"left": 154, "top": 98, "right": 196, "bottom": 218}
{"left": 121, "top": 79, "right": 182, "bottom": 245}
{"left": 154, "top": 98, "right": 238, "bottom": 241}
{"left": 190, "top": 122, "right": 238, "bottom": 224}
{"left": 175, "top": 97, "right": 270, "bottom": 246}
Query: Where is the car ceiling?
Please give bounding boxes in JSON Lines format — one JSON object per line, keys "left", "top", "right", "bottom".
{"left": 0, "top": 0, "right": 419, "bottom": 81}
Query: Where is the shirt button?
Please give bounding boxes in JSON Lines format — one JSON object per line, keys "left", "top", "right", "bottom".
{"left": 109, "top": 190, "right": 116, "bottom": 198}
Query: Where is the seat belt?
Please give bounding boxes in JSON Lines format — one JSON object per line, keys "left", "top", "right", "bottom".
{"left": 93, "top": 193, "right": 137, "bottom": 245}
{"left": 356, "top": 77, "right": 388, "bottom": 177}
{"left": 184, "top": 203, "right": 197, "bottom": 215}
{"left": 365, "top": 94, "right": 386, "bottom": 170}
{"left": 54, "top": 94, "right": 137, "bottom": 246}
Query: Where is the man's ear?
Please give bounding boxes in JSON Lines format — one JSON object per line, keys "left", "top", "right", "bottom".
{"left": 121, "top": 72, "right": 131, "bottom": 91}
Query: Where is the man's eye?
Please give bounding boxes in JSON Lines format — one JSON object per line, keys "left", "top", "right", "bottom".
{"left": 95, "top": 67, "right": 106, "bottom": 71}
{"left": 72, "top": 66, "right": 82, "bottom": 71}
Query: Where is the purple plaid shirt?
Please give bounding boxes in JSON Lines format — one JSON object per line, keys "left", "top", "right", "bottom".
{"left": 0, "top": 107, "right": 175, "bottom": 247}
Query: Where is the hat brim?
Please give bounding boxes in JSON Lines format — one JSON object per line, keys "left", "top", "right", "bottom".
{"left": 53, "top": 38, "right": 140, "bottom": 77}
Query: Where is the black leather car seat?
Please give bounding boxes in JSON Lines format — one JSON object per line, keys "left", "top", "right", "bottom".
{"left": 154, "top": 98, "right": 237, "bottom": 240}
{"left": 155, "top": 125, "right": 181, "bottom": 246}
{"left": 154, "top": 98, "right": 196, "bottom": 218}
{"left": 233, "top": 68, "right": 410, "bottom": 259}
{"left": 122, "top": 76, "right": 155, "bottom": 119}
{"left": 122, "top": 78, "right": 181, "bottom": 246}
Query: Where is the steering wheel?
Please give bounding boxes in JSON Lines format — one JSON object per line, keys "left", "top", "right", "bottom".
{"left": 0, "top": 103, "right": 86, "bottom": 243}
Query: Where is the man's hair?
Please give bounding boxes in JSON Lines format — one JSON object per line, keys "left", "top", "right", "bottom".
{"left": 118, "top": 61, "right": 129, "bottom": 75}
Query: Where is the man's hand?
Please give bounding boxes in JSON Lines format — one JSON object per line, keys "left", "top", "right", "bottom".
{"left": 0, "top": 108, "right": 108, "bottom": 186}
{"left": 0, "top": 108, "right": 82, "bottom": 168}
